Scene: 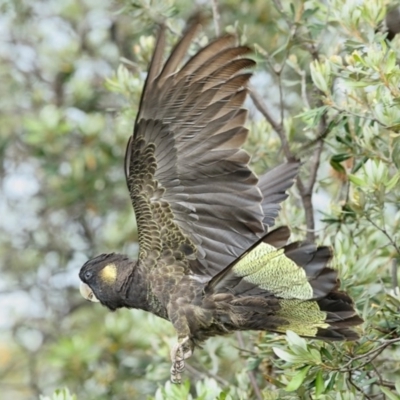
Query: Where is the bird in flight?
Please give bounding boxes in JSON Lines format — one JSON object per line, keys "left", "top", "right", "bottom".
{"left": 79, "top": 15, "right": 363, "bottom": 384}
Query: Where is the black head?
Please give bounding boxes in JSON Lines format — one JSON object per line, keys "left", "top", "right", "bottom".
{"left": 79, "top": 253, "right": 136, "bottom": 311}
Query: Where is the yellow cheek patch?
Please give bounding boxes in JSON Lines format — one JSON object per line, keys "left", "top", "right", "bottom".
{"left": 100, "top": 264, "right": 117, "bottom": 284}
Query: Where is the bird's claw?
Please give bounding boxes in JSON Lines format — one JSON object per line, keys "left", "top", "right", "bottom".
{"left": 170, "top": 336, "right": 193, "bottom": 384}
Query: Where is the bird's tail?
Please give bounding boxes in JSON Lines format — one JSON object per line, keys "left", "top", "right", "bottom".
{"left": 206, "top": 227, "right": 363, "bottom": 340}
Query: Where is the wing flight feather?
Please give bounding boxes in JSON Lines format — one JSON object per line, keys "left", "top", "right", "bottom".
{"left": 125, "top": 16, "right": 299, "bottom": 275}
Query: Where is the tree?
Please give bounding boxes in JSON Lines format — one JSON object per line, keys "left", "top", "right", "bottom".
{"left": 1, "top": 0, "right": 399, "bottom": 399}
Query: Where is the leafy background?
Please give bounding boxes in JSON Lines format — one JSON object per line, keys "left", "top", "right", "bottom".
{"left": 1, "top": 0, "right": 400, "bottom": 399}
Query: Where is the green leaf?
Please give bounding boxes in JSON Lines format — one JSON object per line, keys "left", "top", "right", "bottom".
{"left": 352, "top": 156, "right": 369, "bottom": 173}
{"left": 386, "top": 173, "right": 400, "bottom": 191}
{"left": 272, "top": 347, "right": 301, "bottom": 363}
{"left": 315, "top": 370, "right": 325, "bottom": 396}
{"left": 330, "top": 159, "right": 345, "bottom": 173}
{"left": 331, "top": 153, "right": 352, "bottom": 163}
{"left": 39, "top": 388, "right": 77, "bottom": 400}
{"left": 385, "top": 50, "right": 397, "bottom": 73}
{"left": 326, "top": 373, "right": 337, "bottom": 391}
{"left": 379, "top": 387, "right": 400, "bottom": 400}
{"left": 297, "top": 106, "right": 328, "bottom": 128}
{"left": 216, "top": 392, "right": 228, "bottom": 400}
{"left": 348, "top": 174, "right": 367, "bottom": 187}
{"left": 286, "top": 330, "right": 307, "bottom": 351}
{"left": 309, "top": 349, "right": 322, "bottom": 364}
{"left": 393, "top": 138, "right": 400, "bottom": 170}
{"left": 310, "top": 60, "right": 329, "bottom": 93}
{"left": 290, "top": 2, "right": 295, "bottom": 17}
{"left": 285, "top": 365, "right": 311, "bottom": 392}
{"left": 320, "top": 347, "right": 333, "bottom": 361}
{"left": 352, "top": 51, "right": 365, "bottom": 65}
{"left": 343, "top": 79, "right": 374, "bottom": 88}
{"left": 302, "top": 7, "right": 319, "bottom": 19}
{"left": 283, "top": 79, "right": 301, "bottom": 87}
{"left": 247, "top": 357, "right": 261, "bottom": 371}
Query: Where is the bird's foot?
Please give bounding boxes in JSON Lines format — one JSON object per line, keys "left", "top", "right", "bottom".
{"left": 170, "top": 336, "right": 193, "bottom": 384}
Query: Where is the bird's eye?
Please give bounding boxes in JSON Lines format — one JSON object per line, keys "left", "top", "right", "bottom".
{"left": 84, "top": 270, "right": 93, "bottom": 281}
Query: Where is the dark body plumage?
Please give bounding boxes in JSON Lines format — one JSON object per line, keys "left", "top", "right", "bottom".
{"left": 79, "top": 15, "right": 363, "bottom": 383}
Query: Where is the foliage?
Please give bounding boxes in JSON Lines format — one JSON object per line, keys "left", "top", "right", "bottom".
{"left": 1, "top": 0, "right": 400, "bottom": 399}
{"left": 40, "top": 388, "right": 77, "bottom": 400}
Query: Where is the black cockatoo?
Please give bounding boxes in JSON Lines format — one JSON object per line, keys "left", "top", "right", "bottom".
{"left": 79, "top": 15, "right": 363, "bottom": 383}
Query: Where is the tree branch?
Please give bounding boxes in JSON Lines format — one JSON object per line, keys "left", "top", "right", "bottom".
{"left": 249, "top": 85, "right": 322, "bottom": 241}
{"left": 236, "top": 332, "right": 263, "bottom": 400}
{"left": 249, "top": 86, "right": 293, "bottom": 161}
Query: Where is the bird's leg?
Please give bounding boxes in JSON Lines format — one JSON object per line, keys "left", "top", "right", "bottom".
{"left": 167, "top": 301, "right": 195, "bottom": 384}
{"left": 170, "top": 335, "right": 193, "bottom": 384}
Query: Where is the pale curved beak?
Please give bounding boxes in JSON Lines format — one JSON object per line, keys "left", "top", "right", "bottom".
{"left": 80, "top": 282, "right": 100, "bottom": 303}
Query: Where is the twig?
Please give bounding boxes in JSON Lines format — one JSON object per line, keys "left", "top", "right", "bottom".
{"left": 249, "top": 9, "right": 321, "bottom": 243}
{"left": 299, "top": 69, "right": 311, "bottom": 109}
{"left": 365, "top": 216, "right": 400, "bottom": 255}
{"left": 301, "top": 34, "right": 329, "bottom": 242}
{"left": 392, "top": 259, "right": 398, "bottom": 290}
{"left": 79, "top": 215, "right": 96, "bottom": 250}
{"left": 297, "top": 117, "right": 335, "bottom": 157}
{"left": 339, "top": 337, "right": 400, "bottom": 371}
{"left": 210, "top": 0, "right": 220, "bottom": 36}
{"left": 368, "top": 363, "right": 384, "bottom": 389}
{"left": 28, "top": 353, "right": 40, "bottom": 398}
{"left": 330, "top": 105, "right": 384, "bottom": 127}
{"left": 235, "top": 332, "right": 263, "bottom": 400}
{"left": 306, "top": 137, "right": 324, "bottom": 195}
{"left": 347, "top": 371, "right": 372, "bottom": 400}
{"left": 297, "top": 183, "right": 315, "bottom": 241}
{"left": 249, "top": 86, "right": 293, "bottom": 161}
{"left": 271, "top": 0, "right": 284, "bottom": 13}
{"left": 368, "top": 369, "right": 398, "bottom": 397}
{"left": 379, "top": 380, "right": 397, "bottom": 390}
{"left": 277, "top": 74, "right": 285, "bottom": 138}
{"left": 185, "top": 363, "right": 229, "bottom": 386}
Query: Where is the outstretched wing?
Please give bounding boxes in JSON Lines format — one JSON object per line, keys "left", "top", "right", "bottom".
{"left": 125, "top": 16, "right": 297, "bottom": 275}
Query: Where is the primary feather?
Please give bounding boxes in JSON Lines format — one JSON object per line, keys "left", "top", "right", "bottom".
{"left": 79, "top": 15, "right": 363, "bottom": 384}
